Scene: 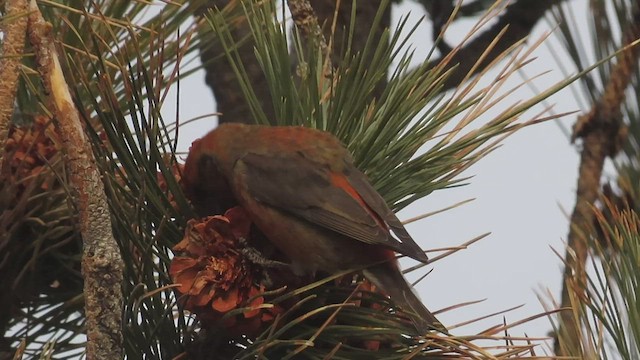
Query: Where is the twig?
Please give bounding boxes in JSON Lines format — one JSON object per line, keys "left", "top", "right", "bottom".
{"left": 554, "top": 7, "right": 640, "bottom": 356}
{"left": 286, "top": 0, "right": 331, "bottom": 77}
{"left": 0, "top": 0, "right": 28, "bottom": 163}
{"left": 26, "top": 1, "right": 124, "bottom": 358}
{"left": 287, "top": 0, "right": 328, "bottom": 57}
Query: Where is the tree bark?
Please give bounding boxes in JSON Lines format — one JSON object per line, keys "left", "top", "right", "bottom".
{"left": 197, "top": 1, "right": 276, "bottom": 124}
{"left": 197, "top": 0, "right": 391, "bottom": 124}
{"left": 28, "top": 2, "right": 124, "bottom": 358}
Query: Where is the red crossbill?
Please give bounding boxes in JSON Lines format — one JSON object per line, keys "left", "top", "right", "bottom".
{"left": 182, "top": 123, "right": 444, "bottom": 334}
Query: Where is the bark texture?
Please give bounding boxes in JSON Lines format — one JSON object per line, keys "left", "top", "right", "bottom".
{"left": 27, "top": 1, "right": 124, "bottom": 358}
{"left": 0, "top": 0, "right": 28, "bottom": 163}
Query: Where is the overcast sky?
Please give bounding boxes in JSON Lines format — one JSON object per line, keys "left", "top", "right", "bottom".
{"left": 165, "top": 0, "right": 596, "bottom": 352}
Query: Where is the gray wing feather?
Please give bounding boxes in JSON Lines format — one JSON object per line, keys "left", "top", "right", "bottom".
{"left": 234, "top": 152, "right": 427, "bottom": 262}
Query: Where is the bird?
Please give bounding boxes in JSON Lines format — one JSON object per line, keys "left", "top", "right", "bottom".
{"left": 182, "top": 123, "right": 444, "bottom": 334}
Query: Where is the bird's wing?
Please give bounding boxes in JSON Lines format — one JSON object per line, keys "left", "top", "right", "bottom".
{"left": 234, "top": 152, "right": 428, "bottom": 262}
{"left": 344, "top": 165, "right": 428, "bottom": 262}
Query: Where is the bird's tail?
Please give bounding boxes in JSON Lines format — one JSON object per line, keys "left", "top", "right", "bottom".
{"left": 364, "top": 264, "right": 446, "bottom": 335}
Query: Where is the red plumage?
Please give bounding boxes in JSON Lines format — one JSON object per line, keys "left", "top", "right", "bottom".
{"left": 182, "top": 123, "right": 444, "bottom": 333}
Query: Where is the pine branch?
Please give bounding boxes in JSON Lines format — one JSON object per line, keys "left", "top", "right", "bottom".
{"left": 27, "top": 1, "right": 124, "bottom": 358}
{"left": 287, "top": 0, "right": 332, "bottom": 79}
{"left": 555, "top": 6, "right": 640, "bottom": 355}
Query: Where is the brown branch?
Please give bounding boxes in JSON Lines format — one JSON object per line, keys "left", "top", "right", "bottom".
{"left": 199, "top": 0, "right": 559, "bottom": 122}
{"left": 424, "top": 0, "right": 562, "bottom": 92}
{"left": 0, "top": 0, "right": 28, "bottom": 163}
{"left": 554, "top": 9, "right": 640, "bottom": 357}
{"left": 26, "top": 1, "right": 124, "bottom": 358}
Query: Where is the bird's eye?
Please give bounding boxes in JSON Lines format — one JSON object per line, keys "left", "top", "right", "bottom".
{"left": 199, "top": 155, "right": 216, "bottom": 171}
{"left": 197, "top": 155, "right": 223, "bottom": 183}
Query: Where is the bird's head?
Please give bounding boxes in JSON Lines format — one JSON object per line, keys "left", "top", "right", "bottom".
{"left": 182, "top": 133, "right": 238, "bottom": 216}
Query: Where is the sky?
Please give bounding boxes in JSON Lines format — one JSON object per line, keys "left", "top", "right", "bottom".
{"left": 164, "top": 0, "right": 596, "bottom": 352}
